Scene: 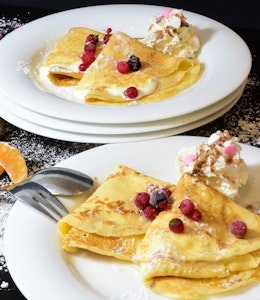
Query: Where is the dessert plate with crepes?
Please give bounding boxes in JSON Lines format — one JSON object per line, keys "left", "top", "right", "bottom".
{"left": 4, "top": 135, "right": 260, "bottom": 300}
{"left": 0, "top": 5, "right": 251, "bottom": 143}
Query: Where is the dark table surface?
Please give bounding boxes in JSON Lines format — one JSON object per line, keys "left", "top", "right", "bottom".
{"left": 0, "top": 3, "right": 259, "bottom": 300}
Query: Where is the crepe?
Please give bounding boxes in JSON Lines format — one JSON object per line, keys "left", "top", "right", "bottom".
{"left": 73, "top": 31, "right": 201, "bottom": 105}
{"left": 38, "top": 27, "right": 104, "bottom": 87}
{"left": 61, "top": 228, "right": 143, "bottom": 261}
{"left": 58, "top": 164, "right": 175, "bottom": 261}
{"left": 145, "top": 268, "right": 260, "bottom": 300}
{"left": 135, "top": 174, "right": 260, "bottom": 299}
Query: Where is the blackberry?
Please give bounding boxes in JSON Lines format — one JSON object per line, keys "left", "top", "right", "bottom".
{"left": 127, "top": 55, "right": 141, "bottom": 71}
{"left": 149, "top": 189, "right": 168, "bottom": 207}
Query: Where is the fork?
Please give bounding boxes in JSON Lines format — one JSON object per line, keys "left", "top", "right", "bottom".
{"left": 11, "top": 181, "right": 69, "bottom": 222}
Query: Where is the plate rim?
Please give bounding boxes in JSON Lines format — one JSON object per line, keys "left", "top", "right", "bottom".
{"left": 4, "top": 135, "right": 260, "bottom": 300}
{"left": 0, "top": 92, "right": 241, "bottom": 143}
{"left": 0, "top": 81, "right": 246, "bottom": 135}
{"left": 0, "top": 4, "right": 252, "bottom": 124}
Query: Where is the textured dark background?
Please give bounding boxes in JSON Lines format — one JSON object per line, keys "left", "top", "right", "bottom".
{"left": 0, "top": 0, "right": 259, "bottom": 29}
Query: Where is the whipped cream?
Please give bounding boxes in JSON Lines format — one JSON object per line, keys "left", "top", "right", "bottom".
{"left": 176, "top": 130, "right": 248, "bottom": 199}
{"left": 141, "top": 8, "right": 200, "bottom": 58}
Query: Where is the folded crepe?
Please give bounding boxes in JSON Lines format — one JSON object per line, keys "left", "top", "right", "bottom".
{"left": 135, "top": 174, "right": 260, "bottom": 299}
{"left": 38, "top": 27, "right": 104, "bottom": 87}
{"left": 58, "top": 164, "right": 175, "bottom": 261}
{"left": 73, "top": 31, "right": 201, "bottom": 105}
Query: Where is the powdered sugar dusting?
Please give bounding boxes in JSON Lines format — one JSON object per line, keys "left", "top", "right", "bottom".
{"left": 0, "top": 15, "right": 25, "bottom": 291}
{"left": 17, "top": 59, "right": 32, "bottom": 75}
{"left": 0, "top": 17, "right": 23, "bottom": 40}
{"left": 0, "top": 122, "right": 101, "bottom": 290}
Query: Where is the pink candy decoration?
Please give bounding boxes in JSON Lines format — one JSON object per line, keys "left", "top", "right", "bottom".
{"left": 183, "top": 154, "right": 197, "bottom": 165}
{"left": 223, "top": 144, "right": 237, "bottom": 157}
{"left": 161, "top": 8, "right": 172, "bottom": 18}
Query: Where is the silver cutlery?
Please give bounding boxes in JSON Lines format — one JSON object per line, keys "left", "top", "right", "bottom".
{"left": 11, "top": 181, "right": 70, "bottom": 222}
{"left": 6, "top": 166, "right": 94, "bottom": 196}
{"left": 4, "top": 167, "right": 94, "bottom": 222}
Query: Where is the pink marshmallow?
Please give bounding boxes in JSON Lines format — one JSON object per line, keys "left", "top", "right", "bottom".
{"left": 183, "top": 154, "right": 197, "bottom": 165}
{"left": 161, "top": 8, "right": 172, "bottom": 18}
{"left": 223, "top": 144, "right": 237, "bottom": 157}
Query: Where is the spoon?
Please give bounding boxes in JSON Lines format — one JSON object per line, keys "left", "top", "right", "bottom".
{"left": 5, "top": 167, "right": 94, "bottom": 196}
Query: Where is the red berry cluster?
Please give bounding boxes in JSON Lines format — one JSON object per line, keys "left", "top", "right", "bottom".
{"left": 116, "top": 55, "right": 142, "bottom": 100}
{"left": 79, "top": 34, "right": 99, "bottom": 72}
{"left": 179, "top": 198, "right": 202, "bottom": 222}
{"left": 78, "top": 28, "right": 113, "bottom": 72}
{"left": 117, "top": 55, "right": 142, "bottom": 74}
{"left": 169, "top": 198, "right": 202, "bottom": 234}
{"left": 134, "top": 186, "right": 172, "bottom": 221}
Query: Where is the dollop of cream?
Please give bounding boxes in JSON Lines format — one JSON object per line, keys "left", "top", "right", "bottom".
{"left": 176, "top": 130, "right": 248, "bottom": 199}
{"left": 141, "top": 8, "right": 200, "bottom": 58}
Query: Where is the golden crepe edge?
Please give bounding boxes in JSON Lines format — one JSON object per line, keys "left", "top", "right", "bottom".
{"left": 135, "top": 174, "right": 260, "bottom": 299}
{"left": 56, "top": 162, "right": 260, "bottom": 298}
{"left": 37, "top": 27, "right": 105, "bottom": 88}
{"left": 57, "top": 164, "right": 175, "bottom": 261}
{"left": 37, "top": 27, "right": 202, "bottom": 105}
{"left": 73, "top": 31, "right": 202, "bottom": 105}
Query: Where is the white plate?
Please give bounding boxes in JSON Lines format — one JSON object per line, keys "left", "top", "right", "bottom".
{"left": 4, "top": 136, "right": 260, "bottom": 300}
{"left": 0, "top": 92, "right": 241, "bottom": 143}
{"left": 0, "top": 82, "right": 245, "bottom": 135}
{"left": 0, "top": 4, "right": 251, "bottom": 124}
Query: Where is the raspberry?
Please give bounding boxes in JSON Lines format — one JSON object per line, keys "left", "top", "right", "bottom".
{"left": 117, "top": 61, "right": 130, "bottom": 74}
{"left": 127, "top": 55, "right": 141, "bottom": 71}
{"left": 143, "top": 205, "right": 159, "bottom": 221}
{"left": 134, "top": 192, "right": 150, "bottom": 210}
{"left": 190, "top": 209, "right": 202, "bottom": 222}
{"left": 169, "top": 218, "right": 184, "bottom": 233}
{"left": 124, "top": 87, "right": 138, "bottom": 99}
{"left": 149, "top": 189, "right": 168, "bottom": 206}
{"left": 230, "top": 220, "right": 247, "bottom": 238}
{"left": 179, "top": 198, "right": 195, "bottom": 217}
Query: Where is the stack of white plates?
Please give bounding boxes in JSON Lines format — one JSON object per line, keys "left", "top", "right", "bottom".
{"left": 0, "top": 5, "right": 251, "bottom": 143}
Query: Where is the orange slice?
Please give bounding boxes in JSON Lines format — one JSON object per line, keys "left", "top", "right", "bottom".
{"left": 0, "top": 166, "right": 5, "bottom": 175}
{"left": 0, "top": 165, "right": 4, "bottom": 175}
{"left": 0, "top": 142, "right": 28, "bottom": 183}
